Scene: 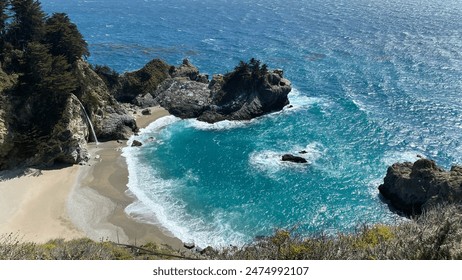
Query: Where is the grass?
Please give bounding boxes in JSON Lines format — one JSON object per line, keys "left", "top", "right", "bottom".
{"left": 2, "top": 204, "right": 462, "bottom": 260}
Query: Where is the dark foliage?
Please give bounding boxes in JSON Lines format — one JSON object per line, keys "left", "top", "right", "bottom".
{"left": 214, "top": 58, "right": 269, "bottom": 106}
{"left": 0, "top": 1, "right": 87, "bottom": 163}
{"left": 7, "top": 0, "right": 46, "bottom": 49}
{"left": 92, "top": 64, "right": 120, "bottom": 89}
{"left": 44, "top": 13, "right": 89, "bottom": 64}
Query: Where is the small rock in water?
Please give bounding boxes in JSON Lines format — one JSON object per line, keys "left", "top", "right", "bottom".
{"left": 184, "top": 242, "right": 195, "bottom": 249}
{"left": 299, "top": 150, "right": 308, "bottom": 154}
{"left": 282, "top": 154, "right": 307, "bottom": 163}
{"left": 131, "top": 140, "right": 143, "bottom": 147}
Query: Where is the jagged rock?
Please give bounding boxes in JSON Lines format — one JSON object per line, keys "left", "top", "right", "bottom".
{"left": 115, "top": 59, "right": 171, "bottom": 103}
{"left": 131, "top": 140, "right": 143, "bottom": 147}
{"left": 378, "top": 158, "right": 462, "bottom": 215}
{"left": 281, "top": 154, "right": 307, "bottom": 164}
{"left": 299, "top": 150, "right": 307, "bottom": 154}
{"left": 155, "top": 78, "right": 211, "bottom": 119}
{"left": 31, "top": 95, "right": 90, "bottom": 165}
{"left": 98, "top": 113, "right": 137, "bottom": 140}
{"left": 74, "top": 60, "right": 137, "bottom": 141}
{"left": 141, "top": 108, "right": 151, "bottom": 115}
{"left": 156, "top": 60, "right": 291, "bottom": 123}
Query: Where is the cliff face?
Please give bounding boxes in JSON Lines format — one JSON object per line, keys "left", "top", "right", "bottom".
{"left": 1, "top": 58, "right": 291, "bottom": 170}
{"left": 0, "top": 60, "right": 137, "bottom": 170}
{"left": 74, "top": 60, "right": 137, "bottom": 141}
{"left": 30, "top": 95, "right": 90, "bottom": 165}
{"left": 379, "top": 159, "right": 462, "bottom": 215}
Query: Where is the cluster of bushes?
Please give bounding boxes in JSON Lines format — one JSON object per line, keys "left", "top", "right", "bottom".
{"left": 209, "top": 203, "right": 462, "bottom": 260}
{"left": 0, "top": 234, "right": 194, "bottom": 260}
{"left": 2, "top": 204, "right": 462, "bottom": 260}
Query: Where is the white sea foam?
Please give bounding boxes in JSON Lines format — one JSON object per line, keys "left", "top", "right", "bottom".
{"left": 249, "top": 143, "right": 325, "bottom": 176}
{"left": 127, "top": 115, "right": 180, "bottom": 146}
{"left": 381, "top": 150, "right": 425, "bottom": 167}
{"left": 122, "top": 117, "right": 249, "bottom": 247}
{"left": 186, "top": 118, "right": 255, "bottom": 131}
{"left": 286, "top": 88, "right": 325, "bottom": 111}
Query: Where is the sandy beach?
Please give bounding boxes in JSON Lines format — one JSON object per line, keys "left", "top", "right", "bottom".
{"left": 0, "top": 106, "right": 182, "bottom": 249}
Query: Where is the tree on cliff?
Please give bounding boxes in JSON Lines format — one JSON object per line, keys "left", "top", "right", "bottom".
{"left": 44, "top": 13, "right": 89, "bottom": 64}
{"left": 20, "top": 42, "right": 77, "bottom": 97}
{"left": 7, "top": 0, "right": 46, "bottom": 49}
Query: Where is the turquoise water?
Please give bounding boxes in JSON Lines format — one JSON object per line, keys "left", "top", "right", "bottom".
{"left": 43, "top": 0, "right": 462, "bottom": 247}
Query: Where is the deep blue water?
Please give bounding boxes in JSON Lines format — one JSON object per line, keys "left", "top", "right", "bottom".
{"left": 43, "top": 0, "right": 462, "bottom": 247}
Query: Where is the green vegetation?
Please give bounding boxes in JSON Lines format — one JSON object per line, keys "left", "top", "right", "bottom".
{"left": 0, "top": 234, "right": 195, "bottom": 260}
{"left": 0, "top": 0, "right": 89, "bottom": 163}
{"left": 213, "top": 58, "right": 270, "bottom": 106}
{"left": 2, "top": 204, "right": 462, "bottom": 260}
{"left": 208, "top": 204, "right": 462, "bottom": 260}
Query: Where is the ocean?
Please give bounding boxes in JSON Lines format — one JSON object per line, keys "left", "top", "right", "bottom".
{"left": 42, "top": 0, "right": 462, "bottom": 247}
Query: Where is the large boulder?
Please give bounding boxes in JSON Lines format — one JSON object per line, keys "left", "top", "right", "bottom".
{"left": 378, "top": 158, "right": 462, "bottom": 215}
{"left": 282, "top": 154, "right": 307, "bottom": 164}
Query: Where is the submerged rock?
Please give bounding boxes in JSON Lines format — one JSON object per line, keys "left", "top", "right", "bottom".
{"left": 281, "top": 154, "right": 308, "bottom": 164}
{"left": 378, "top": 158, "right": 462, "bottom": 215}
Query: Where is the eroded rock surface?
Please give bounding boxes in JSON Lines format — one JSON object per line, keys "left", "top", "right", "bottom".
{"left": 379, "top": 158, "right": 462, "bottom": 215}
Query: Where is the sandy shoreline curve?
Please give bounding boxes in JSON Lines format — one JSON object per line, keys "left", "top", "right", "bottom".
{"left": 0, "top": 106, "right": 182, "bottom": 249}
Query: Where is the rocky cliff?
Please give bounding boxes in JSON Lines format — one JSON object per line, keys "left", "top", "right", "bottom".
{"left": 0, "top": 60, "right": 137, "bottom": 170}
{"left": 378, "top": 158, "right": 462, "bottom": 215}
{"left": 74, "top": 60, "right": 137, "bottom": 141}
{"left": 153, "top": 59, "right": 291, "bottom": 123}
{"left": 101, "top": 58, "right": 292, "bottom": 123}
{"left": 1, "top": 58, "right": 291, "bottom": 170}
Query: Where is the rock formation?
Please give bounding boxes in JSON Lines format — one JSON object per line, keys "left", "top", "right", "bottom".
{"left": 155, "top": 59, "right": 291, "bottom": 123}
{"left": 282, "top": 154, "right": 308, "bottom": 164}
{"left": 0, "top": 60, "right": 137, "bottom": 169}
{"left": 378, "top": 158, "right": 462, "bottom": 215}
{"left": 74, "top": 60, "right": 138, "bottom": 141}
{"left": 1, "top": 57, "right": 291, "bottom": 170}
{"left": 105, "top": 58, "right": 292, "bottom": 123}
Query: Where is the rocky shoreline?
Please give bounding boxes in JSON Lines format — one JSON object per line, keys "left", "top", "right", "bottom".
{"left": 0, "top": 58, "right": 292, "bottom": 170}
{"left": 379, "top": 158, "right": 462, "bottom": 216}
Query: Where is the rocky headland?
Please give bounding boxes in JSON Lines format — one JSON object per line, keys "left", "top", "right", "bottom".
{"left": 1, "top": 57, "right": 291, "bottom": 170}
{"left": 379, "top": 158, "right": 462, "bottom": 216}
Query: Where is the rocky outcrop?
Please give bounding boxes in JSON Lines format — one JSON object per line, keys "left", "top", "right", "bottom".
{"left": 31, "top": 95, "right": 90, "bottom": 165}
{"left": 282, "top": 154, "right": 308, "bottom": 164}
{"left": 112, "top": 59, "right": 171, "bottom": 105}
{"left": 378, "top": 159, "right": 462, "bottom": 215}
{"left": 0, "top": 60, "right": 138, "bottom": 170}
{"left": 153, "top": 59, "right": 291, "bottom": 123}
{"left": 97, "top": 58, "right": 291, "bottom": 124}
{"left": 155, "top": 77, "right": 211, "bottom": 118}
{"left": 74, "top": 60, "right": 137, "bottom": 141}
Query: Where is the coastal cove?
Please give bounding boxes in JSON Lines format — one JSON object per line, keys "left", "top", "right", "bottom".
{"left": 1, "top": 0, "right": 462, "bottom": 259}
{"left": 0, "top": 107, "right": 182, "bottom": 249}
